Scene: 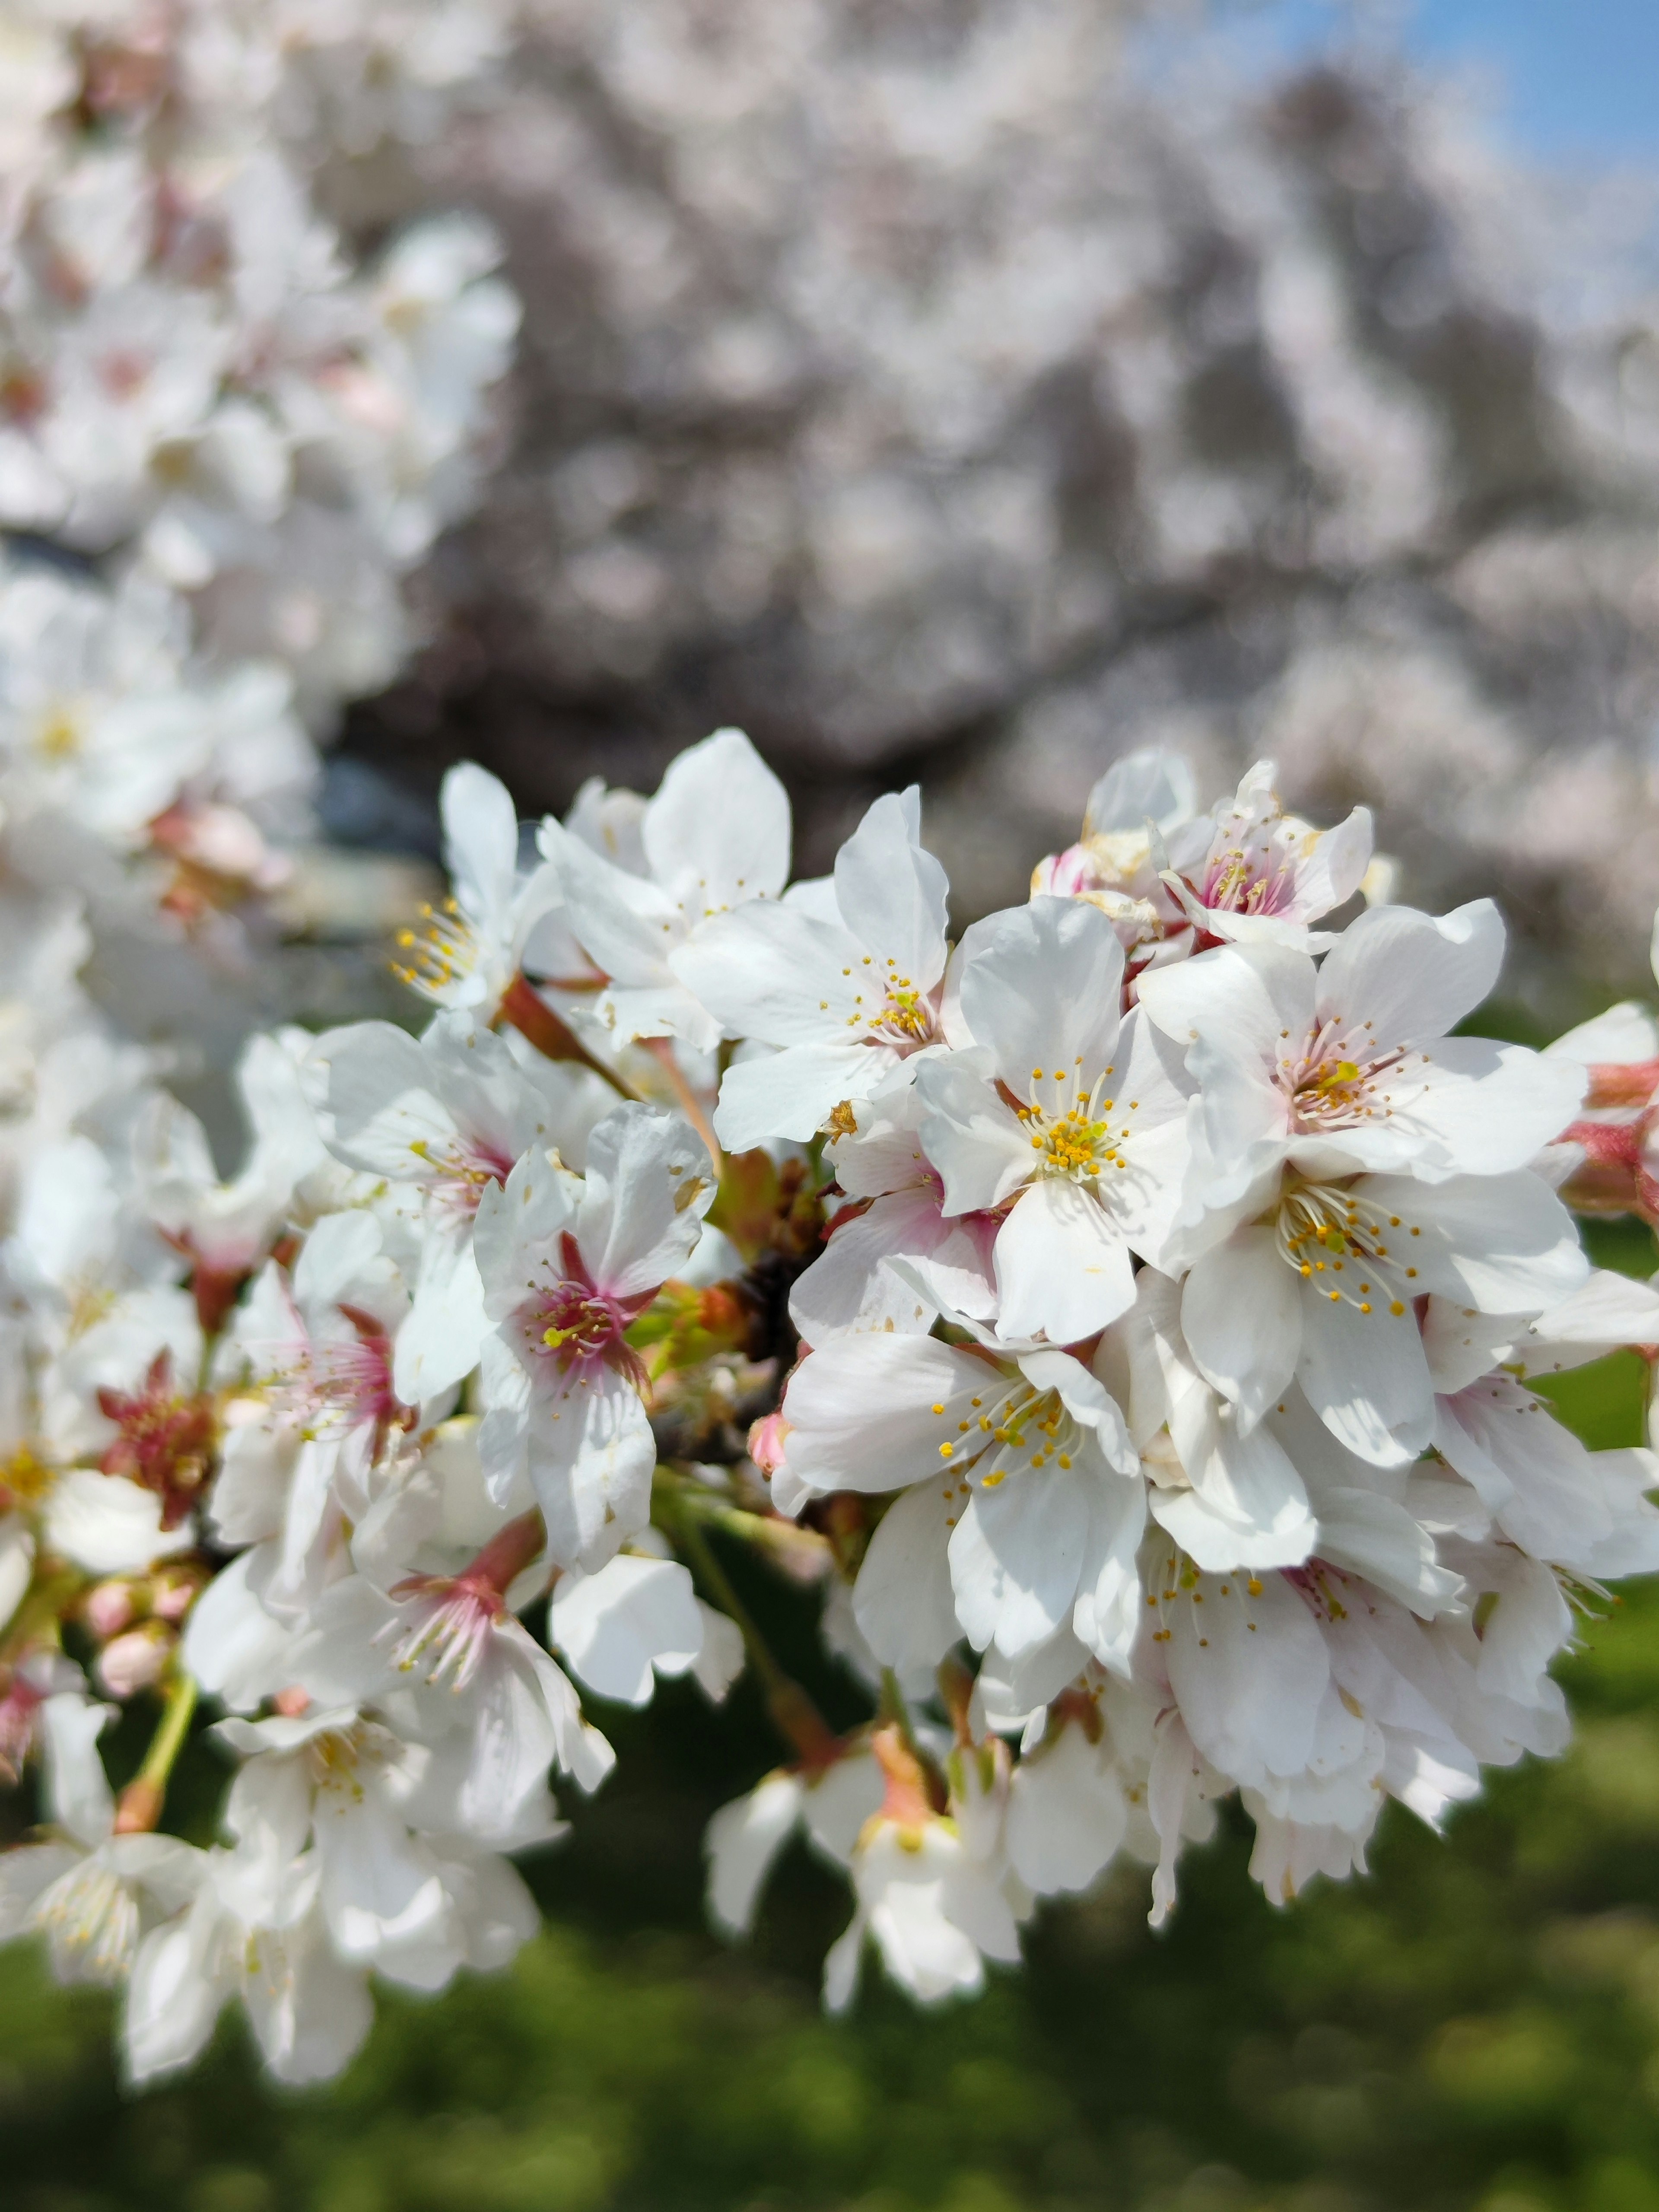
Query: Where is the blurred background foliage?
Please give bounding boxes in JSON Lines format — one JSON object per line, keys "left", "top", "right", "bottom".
{"left": 3, "top": 1234, "right": 1658, "bottom": 2212}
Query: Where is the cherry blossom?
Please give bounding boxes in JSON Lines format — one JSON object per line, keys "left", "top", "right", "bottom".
{"left": 672, "top": 788, "right": 952, "bottom": 1149}
{"left": 0, "top": 729, "right": 1650, "bottom": 2087}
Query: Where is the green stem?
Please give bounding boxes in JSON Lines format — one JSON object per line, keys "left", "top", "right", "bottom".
{"left": 114, "top": 1671, "right": 197, "bottom": 1834}
{"left": 879, "top": 1666, "right": 923, "bottom": 1763}
{"left": 661, "top": 1491, "right": 838, "bottom": 1767}
{"left": 0, "top": 1562, "right": 83, "bottom": 1669}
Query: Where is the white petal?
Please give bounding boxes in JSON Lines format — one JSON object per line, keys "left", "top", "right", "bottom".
{"left": 1400, "top": 1037, "right": 1583, "bottom": 1174}
{"left": 1164, "top": 1570, "right": 1329, "bottom": 1787}
{"left": 1005, "top": 1725, "right": 1125, "bottom": 1896}
{"left": 1070, "top": 1474, "right": 1147, "bottom": 1674}
{"left": 958, "top": 898, "right": 1122, "bottom": 1093}
{"left": 442, "top": 764, "right": 519, "bottom": 937}
{"left": 1313, "top": 1487, "right": 1462, "bottom": 1614}
{"left": 1179, "top": 1228, "right": 1302, "bottom": 1430}
{"left": 949, "top": 1465, "right": 1090, "bottom": 1659}
{"left": 393, "top": 1231, "right": 490, "bottom": 1405}
{"left": 995, "top": 1180, "right": 1136, "bottom": 1345}
{"left": 1297, "top": 1288, "right": 1433, "bottom": 1468}
{"left": 705, "top": 1774, "right": 803, "bottom": 1937}
{"left": 529, "top": 1366, "right": 658, "bottom": 1570}
{"left": 44, "top": 1468, "right": 194, "bottom": 1579}
{"left": 1316, "top": 899, "right": 1505, "bottom": 1046}
{"left": 1151, "top": 1413, "right": 1316, "bottom": 1573}
{"left": 852, "top": 1479, "right": 962, "bottom": 1676}
{"left": 833, "top": 789, "right": 949, "bottom": 986}
{"left": 789, "top": 1192, "right": 996, "bottom": 1347}
{"left": 783, "top": 1335, "right": 988, "bottom": 1495}
{"left": 672, "top": 903, "right": 865, "bottom": 1048}
{"left": 41, "top": 1692, "right": 114, "bottom": 1848}
{"left": 1138, "top": 939, "right": 1314, "bottom": 1067}
{"left": 914, "top": 1050, "right": 1031, "bottom": 1213}
{"left": 641, "top": 727, "right": 790, "bottom": 906}
{"left": 550, "top": 1555, "right": 704, "bottom": 1707}
{"left": 577, "top": 1103, "right": 713, "bottom": 1298}
{"left": 1360, "top": 1170, "right": 1587, "bottom": 1314}
{"left": 712, "top": 1041, "right": 889, "bottom": 1150}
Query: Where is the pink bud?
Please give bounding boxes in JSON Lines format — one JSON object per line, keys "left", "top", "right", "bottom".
{"left": 95, "top": 1625, "right": 174, "bottom": 1700}
{"left": 747, "top": 1408, "right": 791, "bottom": 1477}
{"left": 149, "top": 1564, "right": 207, "bottom": 1623}
{"left": 83, "top": 1580, "right": 137, "bottom": 1641}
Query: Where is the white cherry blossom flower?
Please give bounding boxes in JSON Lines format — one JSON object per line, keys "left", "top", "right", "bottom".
{"left": 474, "top": 1103, "right": 713, "bottom": 1570}
{"left": 823, "top": 1726, "right": 1027, "bottom": 2013}
{"left": 672, "top": 787, "right": 951, "bottom": 1149}
{"left": 1138, "top": 901, "right": 1585, "bottom": 1204}
{"left": 781, "top": 1325, "right": 1144, "bottom": 1672}
{"left": 310, "top": 1011, "right": 591, "bottom": 1402}
{"left": 0, "top": 1694, "right": 202, "bottom": 1989}
{"left": 916, "top": 896, "right": 1194, "bottom": 1342}
{"left": 393, "top": 763, "right": 561, "bottom": 1021}
{"left": 125, "top": 1849, "right": 372, "bottom": 2088}
{"left": 538, "top": 726, "right": 792, "bottom": 1052}
{"left": 790, "top": 1078, "right": 997, "bottom": 1346}
{"left": 1158, "top": 759, "right": 1373, "bottom": 951}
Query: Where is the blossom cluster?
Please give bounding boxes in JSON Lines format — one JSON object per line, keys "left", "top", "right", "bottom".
{"left": 0, "top": 728, "right": 1655, "bottom": 2084}
{"left": 0, "top": 0, "right": 516, "bottom": 979}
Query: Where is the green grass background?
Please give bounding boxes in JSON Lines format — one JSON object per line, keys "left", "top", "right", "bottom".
{"left": 9, "top": 1226, "right": 1659, "bottom": 2212}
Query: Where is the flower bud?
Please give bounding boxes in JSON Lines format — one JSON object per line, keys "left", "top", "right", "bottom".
{"left": 149, "top": 1560, "right": 210, "bottom": 1623}
{"left": 95, "top": 1622, "right": 175, "bottom": 1700}
{"left": 83, "top": 1580, "right": 139, "bottom": 1641}
{"left": 747, "top": 1408, "right": 791, "bottom": 1475}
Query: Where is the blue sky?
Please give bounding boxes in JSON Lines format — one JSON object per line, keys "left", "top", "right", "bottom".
{"left": 1229, "top": 0, "right": 1659, "bottom": 161}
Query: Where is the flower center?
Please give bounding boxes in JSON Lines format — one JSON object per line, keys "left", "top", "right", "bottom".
{"left": 527, "top": 1233, "right": 649, "bottom": 1386}
{"left": 1282, "top": 1016, "right": 1409, "bottom": 1131}
{"left": 928, "top": 1374, "right": 1084, "bottom": 1498}
{"left": 1271, "top": 1181, "right": 1421, "bottom": 1315}
{"left": 96, "top": 1348, "right": 216, "bottom": 1529}
{"left": 35, "top": 701, "right": 84, "bottom": 761}
{"left": 407, "top": 1134, "right": 515, "bottom": 1222}
{"left": 839, "top": 954, "right": 943, "bottom": 1052}
{"left": 1143, "top": 1545, "right": 1268, "bottom": 1648}
{"left": 1201, "top": 842, "right": 1294, "bottom": 916}
{"left": 382, "top": 1576, "right": 500, "bottom": 1691}
{"left": 393, "top": 897, "right": 483, "bottom": 1001}
{"left": 538, "top": 1286, "right": 624, "bottom": 1357}
{"left": 32, "top": 1859, "right": 138, "bottom": 1985}
{"left": 1013, "top": 1065, "right": 1133, "bottom": 1182}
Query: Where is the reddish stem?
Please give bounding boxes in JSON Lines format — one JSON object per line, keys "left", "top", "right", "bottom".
{"left": 497, "top": 973, "right": 636, "bottom": 1098}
